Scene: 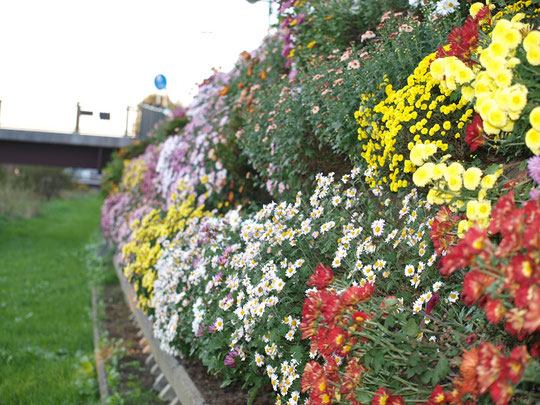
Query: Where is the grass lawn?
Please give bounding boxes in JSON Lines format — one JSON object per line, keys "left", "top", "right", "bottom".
{"left": 0, "top": 194, "right": 102, "bottom": 404}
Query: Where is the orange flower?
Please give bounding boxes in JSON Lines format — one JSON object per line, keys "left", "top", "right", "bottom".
{"left": 458, "top": 347, "right": 479, "bottom": 396}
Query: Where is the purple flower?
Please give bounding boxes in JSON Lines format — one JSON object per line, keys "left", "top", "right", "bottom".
{"left": 195, "top": 324, "right": 206, "bottom": 338}
{"left": 528, "top": 156, "right": 540, "bottom": 184}
{"left": 224, "top": 349, "right": 239, "bottom": 367}
{"left": 530, "top": 188, "right": 540, "bottom": 201}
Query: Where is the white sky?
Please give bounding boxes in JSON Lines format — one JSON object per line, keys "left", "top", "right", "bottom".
{"left": 0, "top": 0, "right": 272, "bottom": 136}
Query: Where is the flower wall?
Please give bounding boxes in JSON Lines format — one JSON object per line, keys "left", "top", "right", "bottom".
{"left": 102, "top": 1, "right": 540, "bottom": 404}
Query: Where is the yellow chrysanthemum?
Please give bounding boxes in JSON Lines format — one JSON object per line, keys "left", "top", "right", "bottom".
{"left": 477, "top": 200, "right": 492, "bottom": 219}
{"left": 523, "top": 30, "right": 540, "bottom": 53}
{"left": 413, "top": 163, "right": 435, "bottom": 187}
{"left": 430, "top": 58, "right": 446, "bottom": 81}
{"left": 463, "top": 167, "right": 483, "bottom": 190}
{"left": 530, "top": 107, "right": 540, "bottom": 131}
{"left": 469, "top": 2, "right": 484, "bottom": 18}
{"left": 410, "top": 144, "right": 425, "bottom": 166}
{"left": 467, "top": 200, "right": 479, "bottom": 220}
{"left": 481, "top": 174, "right": 497, "bottom": 190}
{"left": 526, "top": 46, "right": 540, "bottom": 66}
{"left": 507, "top": 85, "right": 528, "bottom": 112}
{"left": 445, "top": 162, "right": 465, "bottom": 180}
{"left": 433, "top": 163, "right": 446, "bottom": 180}
{"left": 447, "top": 174, "right": 462, "bottom": 192}
{"left": 526, "top": 128, "right": 540, "bottom": 155}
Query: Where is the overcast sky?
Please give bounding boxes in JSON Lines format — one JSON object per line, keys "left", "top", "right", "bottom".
{"left": 0, "top": 0, "right": 272, "bottom": 136}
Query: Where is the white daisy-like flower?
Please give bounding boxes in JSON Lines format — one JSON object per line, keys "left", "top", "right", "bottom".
{"left": 417, "top": 261, "right": 425, "bottom": 274}
{"left": 362, "top": 265, "right": 374, "bottom": 276}
{"left": 429, "top": 336, "right": 437, "bottom": 342}
{"left": 285, "top": 267, "right": 296, "bottom": 278}
{"left": 255, "top": 352, "right": 264, "bottom": 367}
{"left": 371, "top": 218, "right": 385, "bottom": 236}
{"left": 332, "top": 195, "right": 342, "bottom": 206}
{"left": 435, "top": 0, "right": 460, "bottom": 16}
{"left": 410, "top": 275, "right": 420, "bottom": 289}
{"left": 382, "top": 270, "right": 390, "bottom": 278}
{"left": 427, "top": 253, "right": 437, "bottom": 267}
{"left": 413, "top": 300, "right": 423, "bottom": 313}
{"left": 433, "top": 281, "right": 444, "bottom": 292}
{"left": 448, "top": 291, "right": 459, "bottom": 303}
{"left": 285, "top": 329, "right": 295, "bottom": 341}
{"left": 404, "top": 264, "right": 415, "bottom": 277}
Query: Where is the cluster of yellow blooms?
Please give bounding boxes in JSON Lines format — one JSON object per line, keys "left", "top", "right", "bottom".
{"left": 120, "top": 158, "right": 147, "bottom": 191}
{"left": 410, "top": 142, "right": 503, "bottom": 231}
{"left": 403, "top": 2, "right": 539, "bottom": 238}
{"left": 355, "top": 53, "right": 473, "bottom": 192}
{"left": 121, "top": 194, "right": 209, "bottom": 311}
{"left": 432, "top": 16, "right": 534, "bottom": 143}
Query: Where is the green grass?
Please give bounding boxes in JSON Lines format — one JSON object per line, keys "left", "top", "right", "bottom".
{"left": 0, "top": 194, "right": 103, "bottom": 404}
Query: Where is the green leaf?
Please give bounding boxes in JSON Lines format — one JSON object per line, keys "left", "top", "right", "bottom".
{"left": 403, "top": 318, "right": 419, "bottom": 337}
{"left": 484, "top": 163, "right": 501, "bottom": 175}
{"left": 356, "top": 391, "right": 372, "bottom": 403}
{"left": 384, "top": 314, "right": 395, "bottom": 329}
{"left": 432, "top": 355, "right": 450, "bottom": 385}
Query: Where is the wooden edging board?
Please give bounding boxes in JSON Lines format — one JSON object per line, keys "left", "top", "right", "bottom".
{"left": 113, "top": 258, "right": 208, "bottom": 405}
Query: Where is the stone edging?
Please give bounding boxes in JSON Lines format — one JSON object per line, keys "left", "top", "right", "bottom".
{"left": 113, "top": 259, "right": 208, "bottom": 405}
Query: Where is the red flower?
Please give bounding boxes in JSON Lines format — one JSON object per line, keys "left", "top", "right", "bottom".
{"left": 326, "top": 325, "right": 348, "bottom": 355}
{"left": 308, "top": 263, "right": 334, "bottom": 290}
{"left": 523, "top": 200, "right": 540, "bottom": 250}
{"left": 484, "top": 297, "right": 506, "bottom": 324}
{"left": 430, "top": 206, "right": 460, "bottom": 255}
{"left": 459, "top": 347, "right": 480, "bottom": 396}
{"left": 523, "top": 286, "right": 540, "bottom": 334}
{"left": 372, "top": 388, "right": 404, "bottom": 405}
{"left": 465, "top": 113, "right": 485, "bottom": 152}
{"left": 341, "top": 283, "right": 375, "bottom": 307}
{"left": 462, "top": 270, "right": 495, "bottom": 305}
{"left": 301, "top": 291, "right": 324, "bottom": 339}
{"left": 477, "top": 342, "right": 503, "bottom": 394}
{"left": 509, "top": 254, "right": 535, "bottom": 285}
{"left": 440, "top": 226, "right": 489, "bottom": 276}
{"left": 489, "top": 191, "right": 516, "bottom": 235}
{"left": 341, "top": 358, "right": 365, "bottom": 395}
{"left": 504, "top": 308, "right": 527, "bottom": 340}
{"left": 489, "top": 378, "right": 514, "bottom": 405}
{"left": 426, "top": 385, "right": 450, "bottom": 404}
{"left": 301, "top": 361, "right": 324, "bottom": 393}
{"left": 426, "top": 292, "right": 440, "bottom": 315}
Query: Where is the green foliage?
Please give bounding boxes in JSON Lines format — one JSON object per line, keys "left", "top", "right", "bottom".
{"left": 10, "top": 165, "right": 73, "bottom": 200}
{"left": 0, "top": 195, "right": 102, "bottom": 404}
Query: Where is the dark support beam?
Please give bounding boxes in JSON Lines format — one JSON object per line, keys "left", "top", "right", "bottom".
{"left": 97, "top": 147, "right": 104, "bottom": 171}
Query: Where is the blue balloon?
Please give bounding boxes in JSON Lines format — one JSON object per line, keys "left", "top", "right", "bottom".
{"left": 154, "top": 74, "right": 167, "bottom": 90}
